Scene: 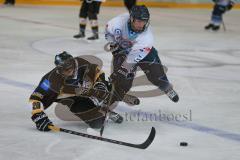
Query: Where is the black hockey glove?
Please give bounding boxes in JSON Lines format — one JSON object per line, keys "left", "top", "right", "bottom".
{"left": 92, "top": 81, "right": 109, "bottom": 101}
{"left": 109, "top": 42, "right": 120, "bottom": 53}
{"left": 104, "top": 42, "right": 128, "bottom": 56}
{"left": 31, "top": 109, "right": 53, "bottom": 132}
{"left": 110, "top": 44, "right": 128, "bottom": 56}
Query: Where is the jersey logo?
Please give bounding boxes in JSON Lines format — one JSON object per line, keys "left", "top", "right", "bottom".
{"left": 114, "top": 29, "right": 122, "bottom": 35}
{"left": 114, "top": 29, "right": 122, "bottom": 41}
{"left": 143, "top": 47, "right": 151, "bottom": 53}
{"left": 40, "top": 79, "right": 50, "bottom": 91}
{"left": 134, "top": 55, "right": 144, "bottom": 63}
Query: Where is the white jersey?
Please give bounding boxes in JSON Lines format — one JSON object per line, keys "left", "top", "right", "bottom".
{"left": 105, "top": 13, "right": 154, "bottom": 65}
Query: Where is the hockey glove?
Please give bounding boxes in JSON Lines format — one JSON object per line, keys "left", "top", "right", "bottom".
{"left": 92, "top": 82, "right": 109, "bottom": 101}
{"left": 31, "top": 109, "right": 53, "bottom": 132}
{"left": 111, "top": 44, "right": 129, "bottom": 56}
{"left": 109, "top": 42, "right": 120, "bottom": 53}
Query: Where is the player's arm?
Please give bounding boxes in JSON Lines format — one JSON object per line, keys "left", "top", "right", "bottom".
{"left": 104, "top": 21, "right": 116, "bottom": 43}
{"left": 109, "top": 37, "right": 153, "bottom": 103}
{"left": 29, "top": 76, "right": 58, "bottom": 132}
{"left": 30, "top": 94, "right": 53, "bottom": 132}
{"left": 104, "top": 20, "right": 125, "bottom": 53}
{"left": 74, "top": 63, "right": 107, "bottom": 95}
{"left": 113, "top": 34, "right": 153, "bottom": 80}
{"left": 104, "top": 14, "right": 128, "bottom": 43}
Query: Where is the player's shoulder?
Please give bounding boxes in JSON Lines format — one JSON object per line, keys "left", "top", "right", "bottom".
{"left": 139, "top": 26, "right": 153, "bottom": 38}
{"left": 35, "top": 68, "right": 61, "bottom": 91}
{"left": 136, "top": 27, "right": 154, "bottom": 44}
{"left": 108, "top": 13, "right": 129, "bottom": 27}
{"left": 74, "top": 56, "right": 91, "bottom": 66}
{"left": 40, "top": 68, "right": 64, "bottom": 83}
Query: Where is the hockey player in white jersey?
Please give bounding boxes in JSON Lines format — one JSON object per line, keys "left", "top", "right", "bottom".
{"left": 205, "top": 0, "right": 235, "bottom": 31}
{"left": 104, "top": 5, "right": 179, "bottom": 104}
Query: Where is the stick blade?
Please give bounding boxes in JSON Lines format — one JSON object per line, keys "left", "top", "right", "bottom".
{"left": 127, "top": 127, "right": 156, "bottom": 149}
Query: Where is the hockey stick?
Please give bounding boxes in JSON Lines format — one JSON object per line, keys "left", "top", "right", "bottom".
{"left": 222, "top": 20, "right": 226, "bottom": 31}
{"left": 49, "top": 126, "right": 156, "bottom": 149}
{"left": 99, "top": 84, "right": 117, "bottom": 136}
{"left": 100, "top": 111, "right": 109, "bottom": 136}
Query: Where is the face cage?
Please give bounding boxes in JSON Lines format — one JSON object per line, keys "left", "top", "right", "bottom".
{"left": 57, "top": 62, "right": 75, "bottom": 77}
{"left": 130, "top": 17, "right": 150, "bottom": 33}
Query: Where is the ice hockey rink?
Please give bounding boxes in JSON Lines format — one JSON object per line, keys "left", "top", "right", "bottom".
{"left": 0, "top": 4, "right": 240, "bottom": 160}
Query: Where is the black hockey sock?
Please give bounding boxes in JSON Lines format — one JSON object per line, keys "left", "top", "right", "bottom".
{"left": 80, "top": 24, "right": 86, "bottom": 35}
{"left": 91, "top": 26, "right": 99, "bottom": 36}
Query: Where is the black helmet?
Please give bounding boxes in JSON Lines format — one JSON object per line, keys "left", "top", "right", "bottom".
{"left": 55, "top": 51, "right": 73, "bottom": 66}
{"left": 55, "top": 51, "right": 75, "bottom": 75}
{"left": 129, "top": 5, "right": 150, "bottom": 32}
{"left": 130, "top": 5, "right": 150, "bottom": 22}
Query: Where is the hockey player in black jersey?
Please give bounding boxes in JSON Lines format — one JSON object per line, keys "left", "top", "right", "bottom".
{"left": 30, "top": 51, "right": 123, "bottom": 132}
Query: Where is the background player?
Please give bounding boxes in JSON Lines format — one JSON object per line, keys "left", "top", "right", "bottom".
{"left": 205, "top": 0, "right": 235, "bottom": 31}
{"left": 74, "top": 0, "right": 103, "bottom": 40}
{"left": 3, "top": 0, "right": 15, "bottom": 5}
{"left": 123, "top": 0, "right": 137, "bottom": 12}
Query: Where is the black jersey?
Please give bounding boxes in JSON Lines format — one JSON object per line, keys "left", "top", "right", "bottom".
{"left": 29, "top": 57, "right": 100, "bottom": 109}
{"left": 29, "top": 68, "right": 64, "bottom": 109}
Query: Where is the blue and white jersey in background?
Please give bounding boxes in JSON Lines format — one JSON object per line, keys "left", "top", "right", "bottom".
{"left": 215, "top": 0, "right": 235, "bottom": 6}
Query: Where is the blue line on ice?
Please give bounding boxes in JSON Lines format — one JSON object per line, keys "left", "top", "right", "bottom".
{"left": 0, "top": 76, "right": 33, "bottom": 90}
{"left": 1, "top": 76, "right": 240, "bottom": 143}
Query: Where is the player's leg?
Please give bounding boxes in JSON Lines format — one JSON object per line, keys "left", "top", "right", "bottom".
{"left": 4, "top": 0, "right": 14, "bottom": 5}
{"left": 65, "top": 96, "right": 123, "bottom": 128}
{"left": 74, "top": 1, "right": 88, "bottom": 38}
{"left": 87, "top": 1, "right": 102, "bottom": 40}
{"left": 92, "top": 81, "right": 124, "bottom": 124}
{"left": 112, "top": 51, "right": 127, "bottom": 73}
{"left": 10, "top": 0, "right": 15, "bottom": 5}
{"left": 108, "top": 48, "right": 133, "bottom": 101}
{"left": 205, "top": 4, "right": 226, "bottom": 31}
{"left": 60, "top": 96, "right": 104, "bottom": 129}
{"left": 211, "top": 5, "right": 226, "bottom": 31}
{"left": 205, "top": 4, "right": 216, "bottom": 30}
{"left": 138, "top": 47, "right": 179, "bottom": 102}
{"left": 108, "top": 47, "right": 129, "bottom": 101}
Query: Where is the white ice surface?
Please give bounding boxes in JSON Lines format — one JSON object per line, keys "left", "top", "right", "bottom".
{"left": 0, "top": 5, "right": 240, "bottom": 160}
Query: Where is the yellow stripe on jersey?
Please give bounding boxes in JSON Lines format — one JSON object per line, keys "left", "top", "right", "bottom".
{"left": 32, "top": 109, "right": 43, "bottom": 115}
